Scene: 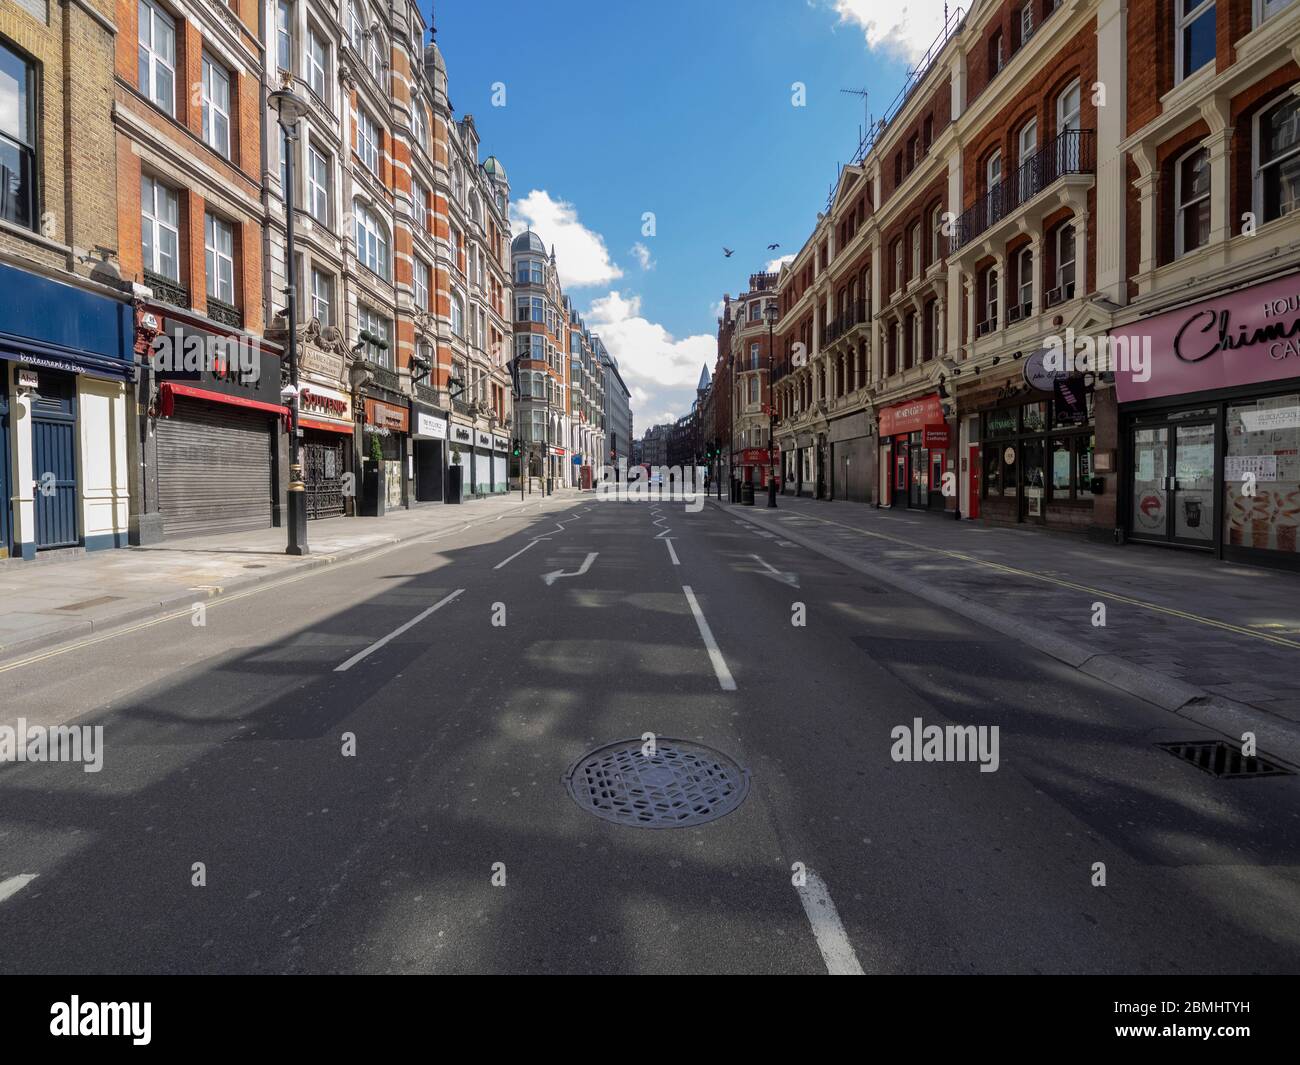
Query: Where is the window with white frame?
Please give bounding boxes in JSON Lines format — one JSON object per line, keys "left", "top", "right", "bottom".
{"left": 367, "top": 29, "right": 383, "bottom": 84}
{"left": 349, "top": 1, "right": 364, "bottom": 52}
{"left": 141, "top": 175, "right": 180, "bottom": 281}
{"left": 894, "top": 240, "right": 903, "bottom": 289}
{"left": 201, "top": 55, "right": 231, "bottom": 158}
{"left": 749, "top": 300, "right": 761, "bottom": 321}
{"left": 357, "top": 108, "right": 380, "bottom": 173}
{"left": 452, "top": 162, "right": 463, "bottom": 201}
{"left": 1020, "top": 3, "right": 1034, "bottom": 42}
{"left": 983, "top": 266, "right": 999, "bottom": 325}
{"left": 412, "top": 102, "right": 426, "bottom": 150}
{"left": 1057, "top": 79, "right": 1081, "bottom": 134}
{"left": 413, "top": 182, "right": 428, "bottom": 231}
{"left": 204, "top": 213, "right": 235, "bottom": 304}
{"left": 749, "top": 342, "right": 760, "bottom": 370}
{"left": 930, "top": 205, "right": 943, "bottom": 261}
{"left": 1258, "top": 0, "right": 1297, "bottom": 23}
{"left": 358, "top": 305, "right": 391, "bottom": 366}
{"left": 1176, "top": 0, "right": 1216, "bottom": 83}
{"left": 310, "top": 267, "right": 333, "bottom": 325}
{"left": 1017, "top": 246, "right": 1033, "bottom": 311}
{"left": 276, "top": 1, "right": 292, "bottom": 74}
{"left": 307, "top": 144, "right": 330, "bottom": 225}
{"left": 308, "top": 28, "right": 329, "bottom": 104}
{"left": 451, "top": 292, "right": 465, "bottom": 337}
{"left": 1175, "top": 145, "right": 1211, "bottom": 256}
{"left": 137, "top": 0, "right": 176, "bottom": 116}
{"left": 1056, "top": 222, "right": 1076, "bottom": 295}
{"left": 414, "top": 257, "right": 429, "bottom": 311}
{"left": 353, "top": 201, "right": 389, "bottom": 278}
{"left": 1257, "top": 93, "right": 1300, "bottom": 224}
{"left": 749, "top": 377, "right": 759, "bottom": 404}
{"left": 911, "top": 222, "right": 922, "bottom": 275}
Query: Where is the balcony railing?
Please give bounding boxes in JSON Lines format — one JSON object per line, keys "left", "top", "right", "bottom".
{"left": 412, "top": 382, "right": 445, "bottom": 407}
{"left": 368, "top": 362, "right": 403, "bottom": 394}
{"left": 949, "top": 130, "right": 1094, "bottom": 252}
{"left": 144, "top": 269, "right": 189, "bottom": 310}
{"left": 206, "top": 296, "right": 242, "bottom": 329}
{"left": 823, "top": 300, "right": 870, "bottom": 346}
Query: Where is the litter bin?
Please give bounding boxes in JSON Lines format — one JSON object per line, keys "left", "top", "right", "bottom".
{"left": 741, "top": 482, "right": 755, "bottom": 505}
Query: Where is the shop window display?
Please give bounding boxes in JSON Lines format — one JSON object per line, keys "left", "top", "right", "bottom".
{"left": 1224, "top": 394, "right": 1300, "bottom": 555}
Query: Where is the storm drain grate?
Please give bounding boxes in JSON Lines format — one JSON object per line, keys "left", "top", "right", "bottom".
{"left": 1156, "top": 740, "right": 1295, "bottom": 779}
{"left": 564, "top": 738, "right": 750, "bottom": 828}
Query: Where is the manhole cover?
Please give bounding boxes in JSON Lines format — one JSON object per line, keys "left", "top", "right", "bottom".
{"left": 563, "top": 738, "right": 750, "bottom": 828}
{"left": 1156, "top": 740, "right": 1295, "bottom": 779}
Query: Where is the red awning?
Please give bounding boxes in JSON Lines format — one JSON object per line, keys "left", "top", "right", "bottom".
{"left": 299, "top": 416, "right": 354, "bottom": 435}
{"left": 160, "top": 382, "right": 288, "bottom": 423}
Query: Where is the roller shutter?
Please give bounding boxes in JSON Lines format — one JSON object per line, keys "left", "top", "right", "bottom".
{"left": 156, "top": 397, "right": 275, "bottom": 538}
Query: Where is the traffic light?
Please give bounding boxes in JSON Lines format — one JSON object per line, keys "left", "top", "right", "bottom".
{"left": 512, "top": 438, "right": 521, "bottom": 457}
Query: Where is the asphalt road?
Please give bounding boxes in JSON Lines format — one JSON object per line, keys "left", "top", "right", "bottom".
{"left": 1, "top": 493, "right": 1297, "bottom": 974}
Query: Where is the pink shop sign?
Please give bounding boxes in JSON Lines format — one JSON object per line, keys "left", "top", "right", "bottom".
{"left": 1112, "top": 271, "right": 1300, "bottom": 403}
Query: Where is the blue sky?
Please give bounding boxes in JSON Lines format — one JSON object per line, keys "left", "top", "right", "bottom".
{"left": 427, "top": 0, "right": 952, "bottom": 429}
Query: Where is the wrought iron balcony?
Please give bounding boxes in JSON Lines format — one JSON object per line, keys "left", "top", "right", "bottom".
{"left": 823, "top": 300, "right": 870, "bottom": 346}
{"left": 412, "top": 382, "right": 445, "bottom": 407}
{"left": 367, "top": 362, "right": 403, "bottom": 394}
{"left": 206, "top": 296, "right": 242, "bottom": 329}
{"left": 949, "top": 129, "right": 1094, "bottom": 253}
{"left": 144, "top": 269, "right": 188, "bottom": 310}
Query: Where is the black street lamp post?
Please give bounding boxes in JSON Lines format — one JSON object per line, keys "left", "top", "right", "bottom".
{"left": 269, "top": 82, "right": 310, "bottom": 555}
{"left": 764, "top": 302, "right": 779, "bottom": 508}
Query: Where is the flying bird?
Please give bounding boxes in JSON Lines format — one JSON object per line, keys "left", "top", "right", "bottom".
{"left": 767, "top": 243, "right": 780, "bottom": 250}
{"left": 723, "top": 247, "right": 734, "bottom": 257}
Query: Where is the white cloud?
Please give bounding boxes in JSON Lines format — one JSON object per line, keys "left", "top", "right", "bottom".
{"left": 630, "top": 242, "right": 656, "bottom": 271}
{"left": 828, "top": 0, "right": 952, "bottom": 63}
{"left": 510, "top": 190, "right": 623, "bottom": 288}
{"left": 766, "top": 254, "right": 795, "bottom": 273}
{"left": 586, "top": 291, "right": 715, "bottom": 428}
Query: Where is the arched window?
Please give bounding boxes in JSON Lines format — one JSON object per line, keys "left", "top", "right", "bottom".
{"left": 353, "top": 201, "right": 389, "bottom": 279}
{"left": 1174, "top": 144, "right": 1211, "bottom": 256}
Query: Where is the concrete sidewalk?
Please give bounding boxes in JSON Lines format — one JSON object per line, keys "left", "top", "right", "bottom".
{"left": 0, "top": 491, "right": 577, "bottom": 665}
{"left": 716, "top": 494, "right": 1300, "bottom": 758}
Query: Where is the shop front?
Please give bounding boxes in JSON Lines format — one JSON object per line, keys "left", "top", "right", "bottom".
{"left": 828, "top": 411, "right": 874, "bottom": 503}
{"left": 298, "top": 384, "right": 354, "bottom": 520}
{"left": 474, "top": 431, "right": 495, "bottom": 496}
{"left": 364, "top": 397, "right": 409, "bottom": 511}
{"left": 0, "top": 262, "right": 134, "bottom": 559}
{"left": 449, "top": 421, "right": 474, "bottom": 492}
{"left": 961, "top": 355, "right": 1100, "bottom": 532}
{"left": 738, "top": 447, "right": 775, "bottom": 488}
{"left": 410, "top": 401, "right": 447, "bottom": 503}
{"left": 1111, "top": 269, "right": 1300, "bottom": 570}
{"left": 779, "top": 431, "right": 814, "bottom": 496}
{"left": 877, "top": 393, "right": 950, "bottom": 511}
{"left": 142, "top": 309, "right": 287, "bottom": 538}
{"left": 493, "top": 435, "right": 510, "bottom": 493}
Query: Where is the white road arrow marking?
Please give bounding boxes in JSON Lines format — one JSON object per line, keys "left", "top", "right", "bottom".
{"left": 542, "top": 552, "right": 598, "bottom": 586}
